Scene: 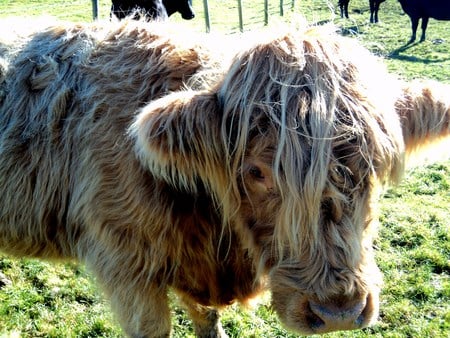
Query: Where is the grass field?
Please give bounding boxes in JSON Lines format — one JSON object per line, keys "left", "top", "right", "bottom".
{"left": 0, "top": 0, "right": 449, "bottom": 337}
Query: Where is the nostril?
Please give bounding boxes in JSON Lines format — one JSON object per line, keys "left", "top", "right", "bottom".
{"left": 357, "top": 293, "right": 377, "bottom": 327}
{"left": 305, "top": 302, "right": 326, "bottom": 330}
{"left": 308, "top": 297, "right": 367, "bottom": 331}
{"left": 356, "top": 313, "right": 365, "bottom": 327}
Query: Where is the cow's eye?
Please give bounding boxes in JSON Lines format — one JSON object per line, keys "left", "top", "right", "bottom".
{"left": 249, "top": 166, "right": 265, "bottom": 180}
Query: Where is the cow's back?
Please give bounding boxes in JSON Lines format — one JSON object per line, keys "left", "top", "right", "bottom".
{"left": 0, "top": 20, "right": 215, "bottom": 259}
{"left": 0, "top": 25, "right": 92, "bottom": 257}
{"left": 399, "top": 0, "right": 450, "bottom": 19}
{"left": 427, "top": 0, "right": 450, "bottom": 20}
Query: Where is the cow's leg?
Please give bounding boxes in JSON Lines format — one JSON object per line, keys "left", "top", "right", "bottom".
{"left": 374, "top": 4, "right": 380, "bottom": 23}
{"left": 85, "top": 250, "right": 172, "bottom": 337}
{"left": 344, "top": 4, "right": 349, "bottom": 19}
{"left": 420, "top": 17, "right": 429, "bottom": 42}
{"left": 409, "top": 17, "right": 419, "bottom": 43}
{"left": 369, "top": 1, "right": 378, "bottom": 23}
{"left": 178, "top": 294, "right": 228, "bottom": 338}
{"left": 106, "top": 281, "right": 172, "bottom": 338}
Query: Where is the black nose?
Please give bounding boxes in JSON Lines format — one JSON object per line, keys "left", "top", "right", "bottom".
{"left": 182, "top": 13, "right": 195, "bottom": 20}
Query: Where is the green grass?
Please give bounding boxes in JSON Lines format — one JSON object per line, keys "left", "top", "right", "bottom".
{"left": 1, "top": 161, "right": 448, "bottom": 337}
{"left": 0, "top": 1, "right": 449, "bottom": 337}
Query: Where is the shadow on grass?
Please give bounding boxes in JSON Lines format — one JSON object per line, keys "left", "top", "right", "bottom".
{"left": 312, "top": 20, "right": 361, "bottom": 37}
{"left": 389, "top": 42, "right": 450, "bottom": 64}
{"left": 340, "top": 25, "right": 360, "bottom": 36}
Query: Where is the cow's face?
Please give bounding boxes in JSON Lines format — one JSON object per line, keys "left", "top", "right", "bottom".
{"left": 163, "top": 0, "right": 195, "bottom": 19}
{"left": 228, "top": 99, "right": 385, "bottom": 334}
{"left": 212, "top": 28, "right": 403, "bottom": 334}
{"left": 132, "top": 26, "right": 404, "bottom": 335}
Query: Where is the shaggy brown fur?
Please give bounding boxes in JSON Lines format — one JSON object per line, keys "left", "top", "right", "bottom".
{"left": 0, "top": 19, "right": 449, "bottom": 337}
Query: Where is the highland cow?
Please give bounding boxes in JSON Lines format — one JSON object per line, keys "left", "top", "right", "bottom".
{"left": 0, "top": 19, "right": 449, "bottom": 337}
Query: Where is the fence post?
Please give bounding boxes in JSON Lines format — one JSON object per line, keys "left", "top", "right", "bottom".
{"left": 203, "top": 0, "right": 211, "bottom": 32}
{"left": 237, "top": 0, "right": 244, "bottom": 32}
{"left": 264, "top": 0, "right": 269, "bottom": 25}
{"left": 280, "top": 0, "right": 284, "bottom": 16}
{"left": 92, "top": 0, "right": 99, "bottom": 20}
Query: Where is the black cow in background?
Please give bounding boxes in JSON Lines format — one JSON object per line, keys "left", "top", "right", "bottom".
{"left": 111, "top": 0, "right": 195, "bottom": 21}
{"left": 338, "top": 0, "right": 350, "bottom": 19}
{"left": 339, "top": 1, "right": 385, "bottom": 22}
{"left": 398, "top": 0, "right": 450, "bottom": 42}
{"left": 370, "top": 0, "right": 385, "bottom": 23}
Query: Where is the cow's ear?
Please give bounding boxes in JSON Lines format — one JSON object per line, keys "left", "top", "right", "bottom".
{"left": 396, "top": 80, "right": 450, "bottom": 157}
{"left": 130, "top": 91, "right": 228, "bottom": 193}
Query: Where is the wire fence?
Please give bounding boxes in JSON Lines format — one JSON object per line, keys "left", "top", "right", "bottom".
{"left": 201, "top": 0, "right": 297, "bottom": 32}
{"left": 94, "top": 0, "right": 298, "bottom": 32}
{"left": 0, "top": 0, "right": 304, "bottom": 33}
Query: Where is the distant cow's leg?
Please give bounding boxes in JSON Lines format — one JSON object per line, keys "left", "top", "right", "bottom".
{"left": 369, "top": 1, "right": 375, "bottom": 23}
{"left": 339, "top": 2, "right": 349, "bottom": 19}
{"left": 179, "top": 295, "right": 228, "bottom": 338}
{"left": 374, "top": 4, "right": 380, "bottom": 23}
{"left": 420, "top": 17, "right": 429, "bottom": 42}
{"left": 409, "top": 17, "right": 419, "bottom": 43}
{"left": 369, "top": 2, "right": 382, "bottom": 23}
